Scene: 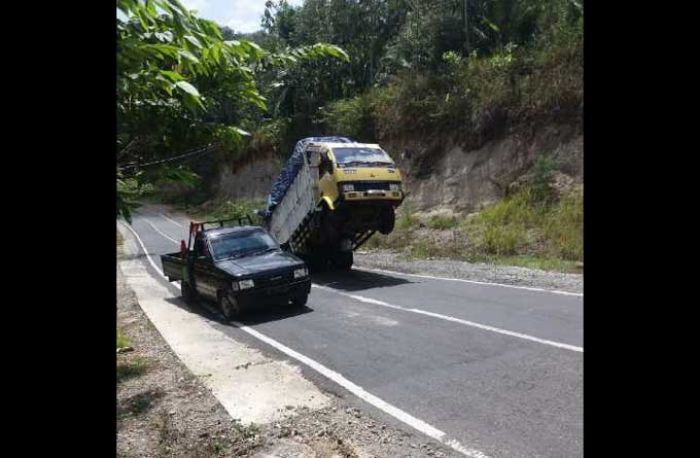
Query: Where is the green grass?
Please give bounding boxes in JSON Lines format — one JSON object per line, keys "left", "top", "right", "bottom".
{"left": 427, "top": 215, "right": 459, "bottom": 230}
{"left": 364, "top": 186, "right": 582, "bottom": 272}
{"left": 117, "top": 357, "right": 148, "bottom": 383}
{"left": 396, "top": 205, "right": 416, "bottom": 230}
{"left": 117, "top": 329, "right": 130, "bottom": 349}
{"left": 492, "top": 255, "right": 580, "bottom": 272}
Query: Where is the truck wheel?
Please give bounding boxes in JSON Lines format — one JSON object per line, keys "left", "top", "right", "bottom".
{"left": 307, "top": 252, "right": 329, "bottom": 273}
{"left": 181, "top": 281, "right": 196, "bottom": 305}
{"left": 218, "top": 291, "right": 241, "bottom": 321}
{"left": 333, "top": 251, "right": 353, "bottom": 271}
{"left": 291, "top": 293, "right": 308, "bottom": 308}
{"left": 378, "top": 207, "right": 395, "bottom": 235}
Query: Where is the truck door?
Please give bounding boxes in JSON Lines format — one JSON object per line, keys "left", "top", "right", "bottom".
{"left": 192, "top": 234, "right": 218, "bottom": 299}
{"left": 318, "top": 148, "right": 338, "bottom": 203}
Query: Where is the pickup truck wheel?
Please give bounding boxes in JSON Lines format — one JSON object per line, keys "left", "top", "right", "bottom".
{"left": 218, "top": 291, "right": 241, "bottom": 321}
{"left": 181, "top": 281, "right": 196, "bottom": 304}
{"left": 291, "top": 293, "right": 308, "bottom": 308}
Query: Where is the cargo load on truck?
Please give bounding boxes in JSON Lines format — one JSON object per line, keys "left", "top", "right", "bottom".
{"left": 262, "top": 137, "right": 404, "bottom": 271}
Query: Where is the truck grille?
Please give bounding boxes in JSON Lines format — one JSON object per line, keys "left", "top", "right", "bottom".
{"left": 341, "top": 181, "right": 400, "bottom": 192}
{"left": 255, "top": 271, "right": 294, "bottom": 288}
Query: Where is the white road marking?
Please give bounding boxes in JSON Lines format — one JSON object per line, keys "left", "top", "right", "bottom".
{"left": 355, "top": 266, "right": 583, "bottom": 297}
{"left": 143, "top": 218, "right": 180, "bottom": 244}
{"left": 312, "top": 284, "right": 583, "bottom": 353}
{"left": 119, "top": 221, "right": 168, "bottom": 276}
{"left": 231, "top": 324, "right": 490, "bottom": 458}
{"left": 118, "top": 221, "right": 491, "bottom": 458}
{"left": 161, "top": 213, "right": 185, "bottom": 228}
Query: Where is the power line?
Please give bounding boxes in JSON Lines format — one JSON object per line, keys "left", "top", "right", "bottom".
{"left": 120, "top": 142, "right": 221, "bottom": 175}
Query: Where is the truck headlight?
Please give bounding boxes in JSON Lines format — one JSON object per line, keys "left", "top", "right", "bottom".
{"left": 238, "top": 279, "right": 254, "bottom": 290}
{"left": 342, "top": 184, "right": 355, "bottom": 192}
{"left": 389, "top": 183, "right": 401, "bottom": 191}
{"left": 294, "top": 267, "right": 309, "bottom": 279}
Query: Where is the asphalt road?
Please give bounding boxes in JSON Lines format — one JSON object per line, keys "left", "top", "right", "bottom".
{"left": 125, "top": 205, "right": 583, "bottom": 458}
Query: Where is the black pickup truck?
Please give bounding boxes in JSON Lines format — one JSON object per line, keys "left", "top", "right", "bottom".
{"left": 160, "top": 217, "right": 311, "bottom": 320}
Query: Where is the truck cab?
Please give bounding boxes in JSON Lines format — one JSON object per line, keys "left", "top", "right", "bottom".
{"left": 310, "top": 142, "right": 403, "bottom": 234}
{"left": 263, "top": 138, "right": 405, "bottom": 272}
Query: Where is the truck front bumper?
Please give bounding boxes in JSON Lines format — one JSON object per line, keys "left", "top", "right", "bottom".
{"left": 342, "top": 190, "right": 403, "bottom": 202}
{"left": 235, "top": 278, "right": 311, "bottom": 308}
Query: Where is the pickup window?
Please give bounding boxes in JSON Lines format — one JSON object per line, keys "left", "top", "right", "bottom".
{"left": 210, "top": 228, "right": 279, "bottom": 261}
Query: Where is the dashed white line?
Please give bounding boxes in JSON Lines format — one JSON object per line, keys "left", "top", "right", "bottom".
{"left": 234, "top": 325, "right": 490, "bottom": 458}
{"left": 118, "top": 221, "right": 491, "bottom": 458}
{"left": 312, "top": 284, "right": 583, "bottom": 353}
{"left": 355, "top": 266, "right": 583, "bottom": 297}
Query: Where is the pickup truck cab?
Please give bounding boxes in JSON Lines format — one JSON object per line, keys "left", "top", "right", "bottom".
{"left": 161, "top": 218, "right": 311, "bottom": 320}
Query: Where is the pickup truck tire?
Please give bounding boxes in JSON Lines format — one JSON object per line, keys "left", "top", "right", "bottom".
{"left": 218, "top": 291, "right": 242, "bottom": 321}
{"left": 291, "top": 293, "right": 308, "bottom": 308}
{"left": 181, "top": 281, "right": 196, "bottom": 305}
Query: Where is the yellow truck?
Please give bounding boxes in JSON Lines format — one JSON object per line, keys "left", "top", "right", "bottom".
{"left": 263, "top": 138, "right": 404, "bottom": 270}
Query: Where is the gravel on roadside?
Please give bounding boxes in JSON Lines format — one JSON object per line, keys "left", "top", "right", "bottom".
{"left": 354, "top": 250, "right": 583, "bottom": 294}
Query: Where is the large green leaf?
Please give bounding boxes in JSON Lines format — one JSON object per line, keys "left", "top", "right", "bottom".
{"left": 178, "top": 49, "right": 200, "bottom": 64}
{"left": 159, "top": 70, "right": 184, "bottom": 82}
{"left": 184, "top": 35, "right": 202, "bottom": 49}
{"left": 175, "top": 81, "right": 200, "bottom": 97}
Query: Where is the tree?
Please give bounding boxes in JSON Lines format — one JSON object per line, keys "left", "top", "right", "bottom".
{"left": 116, "top": 0, "right": 348, "bottom": 221}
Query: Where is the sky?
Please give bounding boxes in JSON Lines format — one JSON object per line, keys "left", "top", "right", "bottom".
{"left": 181, "top": 0, "right": 304, "bottom": 33}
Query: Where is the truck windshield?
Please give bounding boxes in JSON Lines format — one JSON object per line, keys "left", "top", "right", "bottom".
{"left": 332, "top": 147, "right": 394, "bottom": 168}
{"left": 209, "top": 229, "right": 279, "bottom": 260}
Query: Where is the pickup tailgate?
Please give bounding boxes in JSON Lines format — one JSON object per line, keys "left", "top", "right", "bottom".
{"left": 161, "top": 252, "right": 185, "bottom": 281}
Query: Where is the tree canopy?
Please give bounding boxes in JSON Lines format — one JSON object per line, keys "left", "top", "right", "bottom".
{"left": 116, "top": 0, "right": 348, "bottom": 220}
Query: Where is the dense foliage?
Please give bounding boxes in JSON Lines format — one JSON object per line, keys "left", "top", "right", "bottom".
{"left": 249, "top": 0, "right": 582, "bottom": 154}
{"left": 116, "top": 0, "right": 347, "bottom": 220}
